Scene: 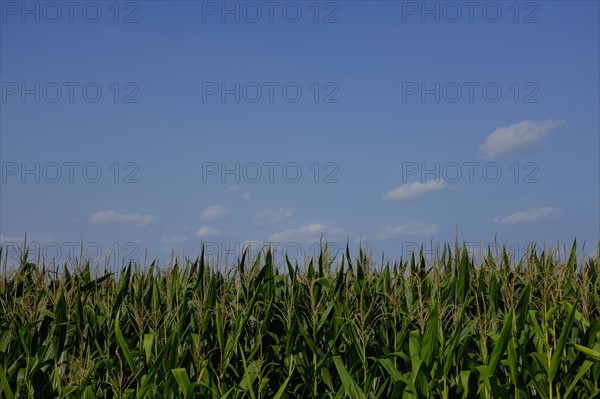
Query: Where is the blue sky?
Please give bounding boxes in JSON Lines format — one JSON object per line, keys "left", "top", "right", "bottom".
{"left": 1, "top": 0, "right": 599, "bottom": 268}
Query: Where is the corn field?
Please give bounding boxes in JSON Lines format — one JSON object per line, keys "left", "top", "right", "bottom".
{"left": 1, "top": 241, "right": 599, "bottom": 398}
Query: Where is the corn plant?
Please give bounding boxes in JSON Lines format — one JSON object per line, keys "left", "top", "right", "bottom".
{"left": 0, "top": 240, "right": 598, "bottom": 398}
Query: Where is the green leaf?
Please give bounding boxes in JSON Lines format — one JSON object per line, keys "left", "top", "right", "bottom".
{"left": 506, "top": 337, "right": 518, "bottom": 384}
{"left": 0, "top": 364, "right": 14, "bottom": 399}
{"left": 573, "top": 344, "right": 600, "bottom": 361}
{"left": 567, "top": 240, "right": 577, "bottom": 271}
{"left": 564, "top": 360, "right": 594, "bottom": 399}
{"left": 273, "top": 371, "right": 293, "bottom": 399}
{"left": 516, "top": 284, "right": 531, "bottom": 331}
{"left": 333, "top": 356, "right": 365, "bottom": 399}
{"left": 420, "top": 304, "right": 439, "bottom": 367}
{"left": 549, "top": 301, "right": 577, "bottom": 382}
{"left": 488, "top": 309, "right": 513, "bottom": 375}
{"left": 172, "top": 368, "right": 194, "bottom": 398}
{"left": 143, "top": 334, "right": 154, "bottom": 364}
{"left": 378, "top": 358, "right": 402, "bottom": 383}
{"left": 115, "top": 309, "right": 139, "bottom": 377}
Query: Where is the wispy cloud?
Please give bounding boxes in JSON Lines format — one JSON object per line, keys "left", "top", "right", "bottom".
{"left": 90, "top": 210, "right": 157, "bottom": 227}
{"left": 196, "top": 226, "right": 222, "bottom": 238}
{"left": 268, "top": 224, "right": 346, "bottom": 243}
{"left": 493, "top": 207, "right": 562, "bottom": 225}
{"left": 376, "top": 223, "right": 439, "bottom": 240}
{"left": 200, "top": 205, "right": 229, "bottom": 221}
{"left": 478, "top": 119, "right": 565, "bottom": 160}
{"left": 383, "top": 180, "right": 446, "bottom": 201}
{"left": 254, "top": 208, "right": 295, "bottom": 226}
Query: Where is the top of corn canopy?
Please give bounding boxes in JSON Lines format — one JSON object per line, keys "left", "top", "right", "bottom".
{"left": 0, "top": 239, "right": 598, "bottom": 399}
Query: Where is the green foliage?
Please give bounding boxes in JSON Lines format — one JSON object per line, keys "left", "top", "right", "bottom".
{"left": 0, "top": 241, "right": 598, "bottom": 398}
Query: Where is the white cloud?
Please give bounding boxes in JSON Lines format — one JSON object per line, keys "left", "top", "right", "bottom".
{"left": 376, "top": 223, "right": 439, "bottom": 240}
{"left": 493, "top": 207, "right": 562, "bottom": 225}
{"left": 196, "top": 225, "right": 221, "bottom": 237}
{"left": 161, "top": 235, "right": 188, "bottom": 244}
{"left": 242, "top": 192, "right": 251, "bottom": 200}
{"left": 383, "top": 180, "right": 446, "bottom": 201}
{"left": 478, "top": 119, "right": 565, "bottom": 160}
{"left": 90, "top": 210, "right": 157, "bottom": 227}
{"left": 200, "top": 205, "right": 229, "bottom": 221}
{"left": 227, "top": 185, "right": 240, "bottom": 192}
{"left": 254, "top": 208, "right": 295, "bottom": 226}
{"left": 268, "top": 224, "right": 346, "bottom": 243}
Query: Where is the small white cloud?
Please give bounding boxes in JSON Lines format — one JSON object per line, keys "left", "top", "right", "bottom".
{"left": 383, "top": 180, "right": 446, "bottom": 201}
{"left": 478, "top": 119, "right": 565, "bottom": 160}
{"left": 493, "top": 207, "right": 562, "bottom": 225}
{"left": 227, "top": 185, "right": 240, "bottom": 192}
{"left": 376, "top": 223, "right": 439, "bottom": 240}
{"left": 242, "top": 192, "right": 251, "bottom": 200}
{"left": 196, "top": 225, "right": 221, "bottom": 237}
{"left": 254, "top": 208, "right": 295, "bottom": 226}
{"left": 90, "top": 210, "right": 157, "bottom": 227}
{"left": 161, "top": 235, "right": 188, "bottom": 244}
{"left": 200, "top": 205, "right": 229, "bottom": 221}
{"left": 268, "top": 224, "right": 346, "bottom": 243}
